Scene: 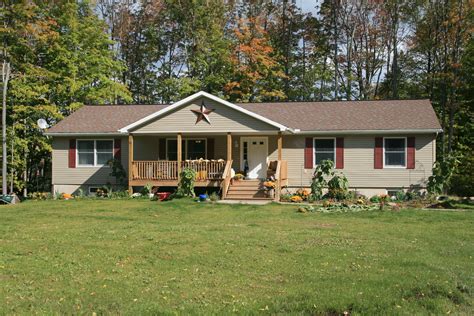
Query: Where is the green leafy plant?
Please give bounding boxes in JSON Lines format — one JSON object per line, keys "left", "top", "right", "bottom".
{"left": 370, "top": 195, "right": 381, "bottom": 203}
{"left": 327, "top": 174, "right": 349, "bottom": 200}
{"left": 174, "top": 168, "right": 196, "bottom": 198}
{"left": 54, "top": 191, "right": 63, "bottom": 200}
{"left": 142, "top": 183, "right": 153, "bottom": 196}
{"left": 77, "top": 188, "right": 86, "bottom": 199}
{"left": 310, "top": 160, "right": 334, "bottom": 200}
{"left": 280, "top": 193, "right": 293, "bottom": 202}
{"left": 310, "top": 160, "right": 350, "bottom": 201}
{"left": 108, "top": 159, "right": 127, "bottom": 187}
{"left": 209, "top": 192, "right": 220, "bottom": 202}
{"left": 427, "top": 155, "right": 460, "bottom": 195}
{"left": 395, "top": 190, "right": 406, "bottom": 202}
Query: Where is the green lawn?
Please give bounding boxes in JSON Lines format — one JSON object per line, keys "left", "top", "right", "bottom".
{"left": 0, "top": 199, "right": 472, "bottom": 314}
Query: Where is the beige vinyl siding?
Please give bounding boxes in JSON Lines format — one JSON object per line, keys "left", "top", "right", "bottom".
{"left": 134, "top": 136, "right": 158, "bottom": 160}
{"left": 276, "top": 134, "right": 435, "bottom": 189}
{"left": 52, "top": 136, "right": 129, "bottom": 185}
{"left": 52, "top": 133, "right": 435, "bottom": 191}
{"left": 132, "top": 97, "right": 279, "bottom": 133}
{"left": 133, "top": 135, "right": 228, "bottom": 160}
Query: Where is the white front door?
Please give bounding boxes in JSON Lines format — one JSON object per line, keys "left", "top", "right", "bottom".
{"left": 241, "top": 137, "right": 268, "bottom": 179}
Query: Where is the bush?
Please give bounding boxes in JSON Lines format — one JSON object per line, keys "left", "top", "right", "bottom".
{"left": 209, "top": 192, "right": 220, "bottom": 202}
{"left": 280, "top": 193, "right": 293, "bottom": 202}
{"left": 327, "top": 174, "right": 349, "bottom": 200}
{"left": 28, "top": 192, "right": 52, "bottom": 200}
{"left": 395, "top": 190, "right": 406, "bottom": 202}
{"left": 370, "top": 195, "right": 380, "bottom": 203}
{"left": 141, "top": 183, "right": 153, "bottom": 195}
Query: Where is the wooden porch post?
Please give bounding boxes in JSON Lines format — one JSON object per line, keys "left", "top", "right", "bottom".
{"left": 177, "top": 133, "right": 182, "bottom": 181}
{"left": 227, "top": 132, "right": 232, "bottom": 161}
{"left": 277, "top": 131, "right": 282, "bottom": 161}
{"left": 128, "top": 134, "right": 134, "bottom": 193}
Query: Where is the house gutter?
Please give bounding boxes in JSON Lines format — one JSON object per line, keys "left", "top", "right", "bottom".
{"left": 44, "top": 132, "right": 126, "bottom": 137}
{"left": 290, "top": 128, "right": 443, "bottom": 135}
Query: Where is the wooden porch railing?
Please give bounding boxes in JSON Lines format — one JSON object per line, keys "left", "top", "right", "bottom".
{"left": 273, "top": 160, "right": 288, "bottom": 202}
{"left": 131, "top": 160, "right": 227, "bottom": 181}
{"left": 182, "top": 160, "right": 226, "bottom": 180}
{"left": 220, "top": 160, "right": 233, "bottom": 199}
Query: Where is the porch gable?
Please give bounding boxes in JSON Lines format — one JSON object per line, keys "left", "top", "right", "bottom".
{"left": 120, "top": 91, "right": 287, "bottom": 134}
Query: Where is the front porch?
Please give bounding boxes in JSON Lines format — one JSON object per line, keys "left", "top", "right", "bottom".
{"left": 127, "top": 132, "right": 287, "bottom": 200}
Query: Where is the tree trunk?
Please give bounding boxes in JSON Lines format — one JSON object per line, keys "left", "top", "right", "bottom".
{"left": 333, "top": 0, "right": 339, "bottom": 100}
{"left": 2, "top": 61, "right": 10, "bottom": 195}
{"left": 391, "top": 9, "right": 399, "bottom": 99}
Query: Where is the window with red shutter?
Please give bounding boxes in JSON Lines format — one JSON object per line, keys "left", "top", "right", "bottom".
{"left": 374, "top": 137, "right": 383, "bottom": 169}
{"left": 336, "top": 138, "right": 344, "bottom": 169}
{"left": 114, "top": 139, "right": 121, "bottom": 161}
{"left": 68, "top": 139, "right": 76, "bottom": 168}
{"left": 304, "top": 138, "right": 313, "bottom": 169}
{"left": 407, "top": 137, "right": 415, "bottom": 169}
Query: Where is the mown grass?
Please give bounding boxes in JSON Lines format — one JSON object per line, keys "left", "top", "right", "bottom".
{"left": 0, "top": 199, "right": 472, "bottom": 314}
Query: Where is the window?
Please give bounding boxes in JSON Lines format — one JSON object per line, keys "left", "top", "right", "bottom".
{"left": 243, "top": 141, "right": 248, "bottom": 161}
{"left": 166, "top": 139, "right": 206, "bottom": 160}
{"left": 314, "top": 138, "right": 335, "bottom": 165}
{"left": 89, "top": 187, "right": 99, "bottom": 194}
{"left": 77, "top": 140, "right": 113, "bottom": 167}
{"left": 384, "top": 138, "right": 406, "bottom": 167}
{"left": 166, "top": 139, "right": 185, "bottom": 160}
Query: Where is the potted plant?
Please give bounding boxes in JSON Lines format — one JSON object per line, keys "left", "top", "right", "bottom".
{"left": 233, "top": 173, "right": 245, "bottom": 181}
{"left": 263, "top": 180, "right": 276, "bottom": 197}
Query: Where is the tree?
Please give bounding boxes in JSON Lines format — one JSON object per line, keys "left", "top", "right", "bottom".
{"left": 1, "top": 1, "right": 131, "bottom": 193}
{"left": 225, "top": 16, "right": 286, "bottom": 102}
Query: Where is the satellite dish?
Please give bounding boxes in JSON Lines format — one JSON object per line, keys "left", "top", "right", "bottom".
{"left": 37, "top": 118, "right": 49, "bottom": 130}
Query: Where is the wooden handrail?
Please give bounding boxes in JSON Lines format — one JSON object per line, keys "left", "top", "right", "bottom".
{"left": 271, "top": 160, "right": 288, "bottom": 202}
{"left": 221, "top": 160, "right": 233, "bottom": 199}
{"left": 274, "top": 161, "right": 281, "bottom": 202}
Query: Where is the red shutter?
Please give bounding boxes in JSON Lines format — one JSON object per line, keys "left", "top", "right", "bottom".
{"left": 114, "top": 139, "right": 121, "bottom": 161}
{"left": 374, "top": 137, "right": 383, "bottom": 169}
{"left": 304, "top": 137, "right": 313, "bottom": 169}
{"left": 68, "top": 139, "right": 76, "bottom": 168}
{"left": 407, "top": 137, "right": 415, "bottom": 169}
{"left": 336, "top": 137, "right": 344, "bottom": 169}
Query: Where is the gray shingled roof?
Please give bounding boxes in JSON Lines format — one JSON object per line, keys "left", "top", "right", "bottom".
{"left": 47, "top": 99, "right": 441, "bottom": 134}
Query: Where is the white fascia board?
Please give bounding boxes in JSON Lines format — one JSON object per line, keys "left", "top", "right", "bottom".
{"left": 118, "top": 91, "right": 289, "bottom": 133}
{"left": 293, "top": 129, "right": 443, "bottom": 135}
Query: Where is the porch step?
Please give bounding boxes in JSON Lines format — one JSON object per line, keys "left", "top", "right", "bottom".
{"left": 225, "top": 197, "right": 273, "bottom": 201}
{"left": 225, "top": 179, "right": 273, "bottom": 201}
{"left": 230, "top": 180, "right": 261, "bottom": 186}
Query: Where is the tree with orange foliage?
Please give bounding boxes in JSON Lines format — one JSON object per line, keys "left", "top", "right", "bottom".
{"left": 225, "top": 17, "right": 286, "bottom": 102}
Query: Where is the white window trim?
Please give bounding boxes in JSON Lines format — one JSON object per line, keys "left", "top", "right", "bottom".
{"left": 76, "top": 139, "right": 114, "bottom": 167}
{"left": 383, "top": 137, "right": 407, "bottom": 169}
{"left": 313, "top": 137, "right": 336, "bottom": 167}
{"left": 165, "top": 138, "right": 207, "bottom": 160}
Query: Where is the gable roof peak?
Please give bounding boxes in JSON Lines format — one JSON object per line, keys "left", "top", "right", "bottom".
{"left": 118, "top": 91, "right": 289, "bottom": 133}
